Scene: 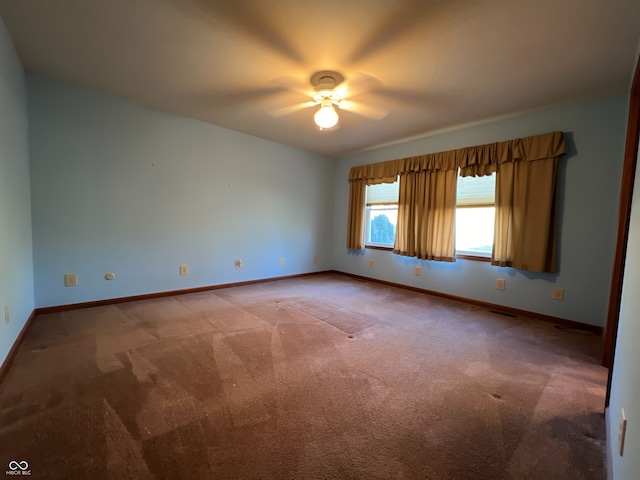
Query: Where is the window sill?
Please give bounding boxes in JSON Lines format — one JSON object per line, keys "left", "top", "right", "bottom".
{"left": 365, "top": 245, "right": 393, "bottom": 251}
{"left": 456, "top": 254, "right": 491, "bottom": 262}
{"left": 364, "top": 246, "right": 491, "bottom": 262}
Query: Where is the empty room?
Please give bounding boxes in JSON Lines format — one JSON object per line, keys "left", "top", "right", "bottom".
{"left": 1, "top": 1, "right": 640, "bottom": 479}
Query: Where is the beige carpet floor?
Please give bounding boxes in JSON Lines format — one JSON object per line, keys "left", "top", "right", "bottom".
{"left": 0, "top": 273, "right": 607, "bottom": 479}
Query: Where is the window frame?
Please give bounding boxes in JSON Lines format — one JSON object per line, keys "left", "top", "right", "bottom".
{"left": 455, "top": 173, "right": 496, "bottom": 261}
{"left": 364, "top": 204, "right": 398, "bottom": 249}
{"left": 360, "top": 175, "right": 497, "bottom": 259}
{"left": 363, "top": 179, "right": 399, "bottom": 249}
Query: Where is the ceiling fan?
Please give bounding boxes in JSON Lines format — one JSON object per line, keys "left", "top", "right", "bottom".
{"left": 270, "top": 70, "right": 389, "bottom": 130}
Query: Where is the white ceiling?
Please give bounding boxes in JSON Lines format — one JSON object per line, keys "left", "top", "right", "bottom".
{"left": 1, "top": 0, "right": 639, "bottom": 157}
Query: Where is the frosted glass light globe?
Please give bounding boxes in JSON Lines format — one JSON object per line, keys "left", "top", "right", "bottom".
{"left": 314, "top": 105, "right": 339, "bottom": 129}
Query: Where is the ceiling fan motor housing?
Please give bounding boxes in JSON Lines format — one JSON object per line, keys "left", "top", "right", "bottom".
{"left": 310, "top": 70, "right": 345, "bottom": 107}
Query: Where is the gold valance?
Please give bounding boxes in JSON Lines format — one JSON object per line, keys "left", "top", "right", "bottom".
{"left": 348, "top": 131, "right": 567, "bottom": 181}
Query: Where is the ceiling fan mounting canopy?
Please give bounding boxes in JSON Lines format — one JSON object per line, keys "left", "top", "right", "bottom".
{"left": 310, "top": 70, "right": 345, "bottom": 91}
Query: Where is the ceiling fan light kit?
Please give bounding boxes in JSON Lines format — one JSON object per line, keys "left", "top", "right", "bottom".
{"left": 314, "top": 98, "right": 339, "bottom": 129}
{"left": 310, "top": 71, "right": 344, "bottom": 130}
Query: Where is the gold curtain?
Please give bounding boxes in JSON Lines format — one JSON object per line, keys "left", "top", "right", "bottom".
{"left": 346, "top": 179, "right": 366, "bottom": 250}
{"left": 492, "top": 157, "right": 558, "bottom": 272}
{"left": 393, "top": 169, "right": 458, "bottom": 261}
{"left": 346, "top": 131, "right": 567, "bottom": 269}
{"left": 348, "top": 132, "right": 566, "bottom": 181}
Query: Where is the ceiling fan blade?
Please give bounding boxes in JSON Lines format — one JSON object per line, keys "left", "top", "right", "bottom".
{"left": 335, "top": 72, "right": 384, "bottom": 99}
{"left": 269, "top": 101, "right": 317, "bottom": 117}
{"left": 339, "top": 100, "right": 389, "bottom": 120}
{"left": 371, "top": 89, "right": 453, "bottom": 111}
{"left": 375, "top": 89, "right": 435, "bottom": 105}
{"left": 204, "top": 86, "right": 288, "bottom": 108}
{"left": 268, "top": 75, "right": 315, "bottom": 97}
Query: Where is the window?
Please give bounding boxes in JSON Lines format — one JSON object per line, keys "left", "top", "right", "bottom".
{"left": 455, "top": 173, "right": 495, "bottom": 258}
{"left": 364, "top": 179, "right": 399, "bottom": 248}
{"left": 362, "top": 175, "right": 495, "bottom": 255}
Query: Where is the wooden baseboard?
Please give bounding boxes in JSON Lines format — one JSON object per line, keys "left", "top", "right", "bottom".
{"left": 0, "top": 309, "right": 37, "bottom": 385}
{"left": 332, "top": 270, "right": 603, "bottom": 335}
{"left": 3, "top": 269, "right": 601, "bottom": 386}
{"left": 34, "top": 269, "right": 602, "bottom": 334}
{"left": 34, "top": 271, "right": 334, "bottom": 315}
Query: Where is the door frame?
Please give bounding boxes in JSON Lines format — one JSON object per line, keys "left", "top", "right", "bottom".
{"left": 604, "top": 53, "right": 640, "bottom": 406}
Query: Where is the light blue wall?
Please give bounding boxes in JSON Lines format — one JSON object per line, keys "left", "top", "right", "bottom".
{"left": 28, "top": 75, "right": 334, "bottom": 308}
{"left": 608, "top": 53, "right": 640, "bottom": 480}
{"left": 332, "top": 96, "right": 628, "bottom": 327}
{"left": 0, "top": 16, "right": 34, "bottom": 365}
{"left": 17, "top": 72, "right": 634, "bottom": 326}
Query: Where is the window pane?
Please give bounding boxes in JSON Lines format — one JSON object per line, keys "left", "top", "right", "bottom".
{"left": 366, "top": 206, "right": 397, "bottom": 246}
{"left": 456, "top": 207, "right": 494, "bottom": 255}
{"left": 457, "top": 174, "right": 495, "bottom": 206}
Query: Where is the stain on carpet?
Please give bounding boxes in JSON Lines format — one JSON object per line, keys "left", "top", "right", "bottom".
{"left": 288, "top": 299, "right": 377, "bottom": 334}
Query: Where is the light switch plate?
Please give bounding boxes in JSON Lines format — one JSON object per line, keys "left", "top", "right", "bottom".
{"left": 619, "top": 408, "right": 627, "bottom": 456}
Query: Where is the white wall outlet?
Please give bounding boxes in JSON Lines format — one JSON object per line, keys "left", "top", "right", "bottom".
{"left": 552, "top": 288, "right": 564, "bottom": 300}
{"left": 496, "top": 279, "right": 506, "bottom": 290}
{"left": 279, "top": 257, "right": 285, "bottom": 266}
{"left": 619, "top": 408, "right": 627, "bottom": 456}
{"left": 414, "top": 266, "right": 421, "bottom": 276}
{"left": 4, "top": 306, "right": 9, "bottom": 324}
{"left": 180, "top": 264, "right": 188, "bottom": 275}
{"left": 104, "top": 272, "right": 115, "bottom": 281}
{"left": 369, "top": 260, "right": 374, "bottom": 268}
{"left": 235, "top": 259, "right": 243, "bottom": 270}
{"left": 313, "top": 255, "right": 318, "bottom": 263}
{"left": 64, "top": 273, "right": 77, "bottom": 287}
